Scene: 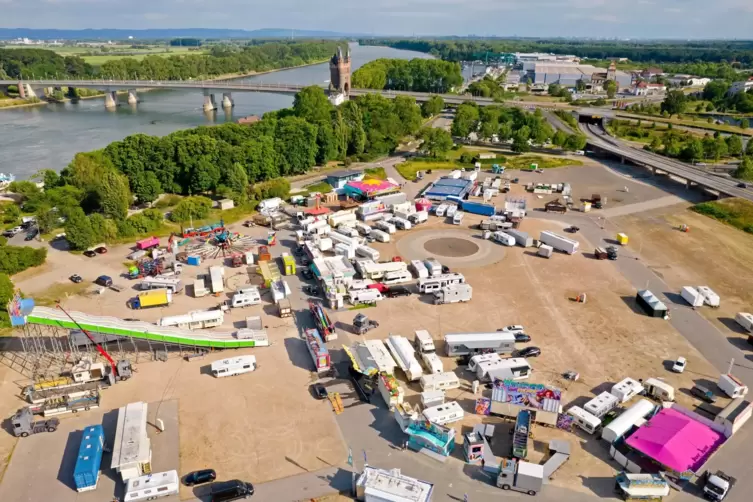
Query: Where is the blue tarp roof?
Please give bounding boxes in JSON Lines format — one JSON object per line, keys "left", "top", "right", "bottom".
{"left": 425, "top": 177, "right": 474, "bottom": 199}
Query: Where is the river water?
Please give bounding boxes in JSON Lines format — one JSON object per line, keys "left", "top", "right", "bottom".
{"left": 0, "top": 44, "right": 432, "bottom": 179}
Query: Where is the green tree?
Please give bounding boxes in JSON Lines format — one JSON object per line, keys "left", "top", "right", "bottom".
{"left": 552, "top": 130, "right": 568, "bottom": 147}
{"left": 451, "top": 102, "right": 479, "bottom": 138}
{"left": 2, "top": 204, "right": 21, "bottom": 225}
{"left": 97, "top": 170, "right": 131, "bottom": 220}
{"left": 32, "top": 169, "right": 60, "bottom": 189}
{"left": 741, "top": 119, "right": 750, "bottom": 130}
{"left": 548, "top": 84, "right": 561, "bottom": 97}
{"left": 576, "top": 80, "right": 586, "bottom": 92}
{"left": 681, "top": 139, "right": 704, "bottom": 163}
{"left": 733, "top": 156, "right": 753, "bottom": 181}
{"left": 293, "top": 86, "right": 333, "bottom": 124}
{"left": 727, "top": 135, "right": 743, "bottom": 156}
{"left": 661, "top": 90, "right": 687, "bottom": 117}
{"left": 564, "top": 134, "right": 587, "bottom": 151}
{"left": 89, "top": 213, "right": 118, "bottom": 242}
{"left": 64, "top": 207, "right": 96, "bottom": 250}
{"left": 392, "top": 96, "right": 422, "bottom": 136}
{"left": 418, "top": 127, "right": 453, "bottom": 158}
{"left": 421, "top": 95, "right": 444, "bottom": 117}
{"left": 131, "top": 171, "right": 162, "bottom": 205}
{"left": 605, "top": 80, "right": 618, "bottom": 99}
{"left": 35, "top": 209, "right": 60, "bottom": 235}
{"left": 512, "top": 128, "right": 531, "bottom": 153}
{"left": 648, "top": 136, "right": 662, "bottom": 152}
{"left": 274, "top": 116, "right": 319, "bottom": 175}
{"left": 169, "top": 196, "right": 213, "bottom": 223}
{"left": 224, "top": 162, "right": 249, "bottom": 202}
{"left": 711, "top": 136, "right": 729, "bottom": 162}
{"left": 747, "top": 138, "right": 753, "bottom": 156}
{"left": 8, "top": 180, "right": 40, "bottom": 198}
{"left": 0, "top": 273, "right": 13, "bottom": 327}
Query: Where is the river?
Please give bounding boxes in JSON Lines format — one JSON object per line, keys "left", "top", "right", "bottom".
{"left": 0, "top": 44, "right": 433, "bottom": 179}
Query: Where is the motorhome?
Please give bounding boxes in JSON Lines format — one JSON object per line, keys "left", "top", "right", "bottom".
{"left": 354, "top": 222, "right": 372, "bottom": 236}
{"left": 158, "top": 310, "right": 224, "bottom": 330}
{"left": 139, "top": 277, "right": 183, "bottom": 294}
{"left": 390, "top": 216, "right": 412, "bottom": 230}
{"left": 408, "top": 211, "right": 428, "bottom": 225}
{"left": 418, "top": 273, "right": 465, "bottom": 293}
{"left": 410, "top": 260, "right": 429, "bottom": 279}
{"left": 370, "top": 229, "right": 390, "bottom": 243}
{"left": 423, "top": 258, "right": 443, "bottom": 277}
{"left": 584, "top": 392, "right": 620, "bottom": 419}
{"left": 422, "top": 401, "right": 464, "bottom": 425}
{"left": 210, "top": 356, "right": 257, "bottom": 378}
{"left": 374, "top": 220, "right": 396, "bottom": 234}
{"left": 452, "top": 211, "right": 465, "bottom": 225}
{"left": 420, "top": 372, "right": 461, "bottom": 392}
{"left": 123, "top": 470, "right": 180, "bottom": 502}
{"left": 433, "top": 283, "right": 472, "bottom": 304}
{"left": 566, "top": 406, "right": 602, "bottom": 435}
{"left": 611, "top": 378, "right": 645, "bottom": 403}
{"left": 435, "top": 204, "right": 449, "bottom": 217}
{"left": 444, "top": 332, "right": 515, "bottom": 356}
{"left": 421, "top": 390, "right": 445, "bottom": 408}
{"left": 383, "top": 270, "right": 413, "bottom": 286}
{"left": 349, "top": 288, "right": 384, "bottom": 305}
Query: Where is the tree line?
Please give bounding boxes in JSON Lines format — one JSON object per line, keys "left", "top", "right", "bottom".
{"left": 0, "top": 40, "right": 342, "bottom": 80}
{"left": 359, "top": 39, "right": 753, "bottom": 66}
{"left": 351, "top": 58, "right": 463, "bottom": 93}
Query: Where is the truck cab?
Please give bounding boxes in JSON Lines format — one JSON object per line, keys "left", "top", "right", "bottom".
{"left": 703, "top": 470, "right": 735, "bottom": 501}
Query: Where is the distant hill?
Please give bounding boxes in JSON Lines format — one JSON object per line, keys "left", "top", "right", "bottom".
{"left": 0, "top": 28, "right": 362, "bottom": 40}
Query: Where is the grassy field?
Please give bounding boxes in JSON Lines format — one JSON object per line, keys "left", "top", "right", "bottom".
{"left": 303, "top": 181, "right": 333, "bottom": 194}
{"left": 395, "top": 161, "right": 456, "bottom": 180}
{"left": 1, "top": 44, "right": 203, "bottom": 66}
{"left": 33, "top": 282, "right": 90, "bottom": 307}
{"left": 363, "top": 167, "right": 387, "bottom": 180}
{"left": 505, "top": 155, "right": 583, "bottom": 169}
{"left": 691, "top": 199, "right": 753, "bottom": 234}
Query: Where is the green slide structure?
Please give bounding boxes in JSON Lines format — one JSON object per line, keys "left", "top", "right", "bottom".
{"left": 26, "top": 306, "right": 264, "bottom": 349}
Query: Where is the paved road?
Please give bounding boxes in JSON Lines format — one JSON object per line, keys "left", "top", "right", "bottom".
{"left": 543, "top": 110, "right": 575, "bottom": 133}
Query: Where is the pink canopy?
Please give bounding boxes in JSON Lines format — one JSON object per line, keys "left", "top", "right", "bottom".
{"left": 346, "top": 179, "right": 398, "bottom": 195}
{"left": 625, "top": 408, "right": 725, "bottom": 473}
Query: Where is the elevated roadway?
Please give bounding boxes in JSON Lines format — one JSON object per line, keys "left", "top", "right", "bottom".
{"left": 580, "top": 122, "right": 753, "bottom": 202}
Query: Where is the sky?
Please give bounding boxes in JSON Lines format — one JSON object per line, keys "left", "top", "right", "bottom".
{"left": 1, "top": 0, "right": 752, "bottom": 39}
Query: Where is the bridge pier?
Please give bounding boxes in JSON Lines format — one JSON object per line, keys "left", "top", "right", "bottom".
{"left": 221, "top": 93, "right": 234, "bottom": 108}
{"left": 17, "top": 81, "right": 26, "bottom": 99}
{"left": 104, "top": 91, "right": 118, "bottom": 109}
{"left": 203, "top": 93, "right": 216, "bottom": 112}
{"left": 686, "top": 180, "right": 695, "bottom": 190}
{"left": 127, "top": 89, "right": 139, "bottom": 105}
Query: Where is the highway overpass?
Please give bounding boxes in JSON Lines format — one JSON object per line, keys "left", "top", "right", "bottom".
{"left": 579, "top": 121, "right": 753, "bottom": 202}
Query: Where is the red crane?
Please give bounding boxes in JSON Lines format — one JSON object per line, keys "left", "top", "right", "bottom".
{"left": 55, "top": 303, "right": 117, "bottom": 376}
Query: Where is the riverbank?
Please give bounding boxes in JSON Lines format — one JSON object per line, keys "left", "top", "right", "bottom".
{"left": 0, "top": 58, "right": 330, "bottom": 111}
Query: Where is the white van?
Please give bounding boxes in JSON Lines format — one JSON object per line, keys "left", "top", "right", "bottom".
{"left": 375, "top": 220, "right": 396, "bottom": 234}
{"left": 453, "top": 211, "right": 464, "bottom": 225}
{"left": 435, "top": 204, "right": 448, "bottom": 217}
{"left": 566, "top": 406, "right": 601, "bottom": 435}
{"left": 231, "top": 292, "right": 261, "bottom": 308}
{"left": 370, "top": 229, "right": 390, "bottom": 243}
{"left": 211, "top": 356, "right": 256, "bottom": 378}
{"left": 390, "top": 217, "right": 412, "bottom": 230}
{"left": 420, "top": 371, "right": 460, "bottom": 392}
{"left": 422, "top": 401, "right": 464, "bottom": 425}
{"left": 383, "top": 270, "right": 412, "bottom": 286}
{"left": 350, "top": 288, "right": 384, "bottom": 305}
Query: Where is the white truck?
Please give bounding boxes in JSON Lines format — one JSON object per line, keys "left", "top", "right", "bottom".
{"left": 408, "top": 211, "right": 428, "bottom": 225}
{"left": 539, "top": 231, "right": 579, "bottom": 254}
{"left": 433, "top": 283, "right": 472, "bottom": 304}
{"left": 410, "top": 259, "right": 429, "bottom": 279}
{"left": 718, "top": 374, "right": 748, "bottom": 398}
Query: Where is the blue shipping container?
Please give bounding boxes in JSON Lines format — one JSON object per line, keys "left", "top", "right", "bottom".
{"left": 73, "top": 425, "right": 104, "bottom": 492}
{"left": 187, "top": 255, "right": 201, "bottom": 266}
{"left": 461, "top": 201, "right": 495, "bottom": 216}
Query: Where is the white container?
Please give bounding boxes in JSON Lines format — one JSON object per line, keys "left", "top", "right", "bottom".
{"left": 611, "top": 377, "right": 644, "bottom": 403}
{"left": 539, "top": 231, "right": 579, "bottom": 254}
{"left": 370, "top": 229, "right": 390, "bottom": 243}
{"left": 350, "top": 288, "right": 384, "bottom": 305}
{"left": 584, "top": 391, "right": 620, "bottom": 418}
{"left": 356, "top": 246, "right": 380, "bottom": 261}
{"left": 424, "top": 258, "right": 443, "bottom": 277}
{"left": 421, "top": 390, "right": 446, "bottom": 408}
{"left": 453, "top": 211, "right": 465, "bottom": 225}
{"left": 433, "top": 283, "right": 472, "bottom": 304}
{"left": 423, "top": 401, "right": 464, "bottom": 425}
{"left": 410, "top": 259, "right": 429, "bottom": 279}
{"left": 566, "top": 406, "right": 601, "bottom": 435}
{"left": 680, "top": 286, "right": 705, "bottom": 307}
{"left": 492, "top": 231, "right": 515, "bottom": 246}
{"left": 420, "top": 372, "right": 460, "bottom": 392}
{"left": 696, "top": 286, "right": 720, "bottom": 308}
{"left": 506, "top": 229, "right": 533, "bottom": 247}
{"left": 538, "top": 244, "right": 553, "bottom": 258}
{"left": 211, "top": 356, "right": 256, "bottom": 378}
{"left": 718, "top": 374, "right": 748, "bottom": 398}
{"left": 735, "top": 312, "right": 753, "bottom": 333}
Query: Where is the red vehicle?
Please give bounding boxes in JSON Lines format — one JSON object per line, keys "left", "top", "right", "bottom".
{"left": 367, "top": 283, "right": 389, "bottom": 294}
{"left": 136, "top": 236, "right": 160, "bottom": 250}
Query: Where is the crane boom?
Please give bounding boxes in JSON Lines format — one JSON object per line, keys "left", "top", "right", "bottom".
{"left": 55, "top": 303, "right": 117, "bottom": 375}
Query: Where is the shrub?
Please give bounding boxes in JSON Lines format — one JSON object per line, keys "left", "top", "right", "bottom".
{"left": 0, "top": 246, "right": 47, "bottom": 275}
{"left": 169, "top": 196, "right": 212, "bottom": 223}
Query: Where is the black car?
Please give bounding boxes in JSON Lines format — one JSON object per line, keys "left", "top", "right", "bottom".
{"left": 304, "top": 285, "right": 319, "bottom": 296}
{"left": 311, "top": 383, "right": 328, "bottom": 400}
{"left": 210, "top": 480, "right": 254, "bottom": 502}
{"left": 69, "top": 274, "right": 83, "bottom": 284}
{"left": 386, "top": 286, "right": 411, "bottom": 298}
{"left": 184, "top": 469, "right": 217, "bottom": 486}
{"left": 95, "top": 275, "right": 113, "bottom": 287}
{"left": 737, "top": 182, "right": 747, "bottom": 189}
{"left": 514, "top": 333, "right": 531, "bottom": 343}
{"left": 300, "top": 269, "right": 313, "bottom": 280}
{"left": 516, "top": 346, "right": 541, "bottom": 358}
{"left": 83, "top": 250, "right": 97, "bottom": 257}
{"left": 441, "top": 265, "right": 451, "bottom": 274}
{"left": 24, "top": 229, "right": 38, "bottom": 241}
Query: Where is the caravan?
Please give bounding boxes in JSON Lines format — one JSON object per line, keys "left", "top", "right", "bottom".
{"left": 139, "top": 277, "right": 183, "bottom": 294}
{"left": 374, "top": 220, "right": 396, "bottom": 234}
{"left": 211, "top": 356, "right": 257, "bottom": 378}
{"left": 231, "top": 289, "right": 261, "bottom": 308}
{"left": 159, "top": 310, "right": 224, "bottom": 329}
{"left": 584, "top": 392, "right": 619, "bottom": 419}
{"left": 123, "top": 470, "right": 179, "bottom": 502}
{"left": 420, "top": 372, "right": 461, "bottom": 392}
{"left": 452, "top": 211, "right": 464, "bottom": 225}
{"left": 383, "top": 270, "right": 413, "bottom": 286}
{"left": 389, "top": 217, "right": 412, "bottom": 230}
{"left": 370, "top": 229, "right": 390, "bottom": 243}
{"left": 435, "top": 204, "right": 449, "bottom": 217}
{"left": 410, "top": 260, "right": 429, "bottom": 279}
{"left": 350, "top": 289, "right": 384, "bottom": 305}
{"left": 566, "top": 406, "right": 602, "bottom": 435}
{"left": 422, "top": 401, "right": 464, "bottom": 425}
{"left": 418, "top": 273, "right": 465, "bottom": 293}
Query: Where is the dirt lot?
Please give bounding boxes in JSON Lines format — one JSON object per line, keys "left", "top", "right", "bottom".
{"left": 613, "top": 205, "right": 753, "bottom": 350}
{"left": 328, "top": 215, "right": 723, "bottom": 494}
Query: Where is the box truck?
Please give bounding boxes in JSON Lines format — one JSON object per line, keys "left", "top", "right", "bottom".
{"left": 408, "top": 211, "right": 428, "bottom": 225}
{"left": 410, "top": 260, "right": 429, "bottom": 279}
{"left": 130, "top": 289, "right": 173, "bottom": 309}
{"left": 497, "top": 459, "right": 545, "bottom": 496}
{"left": 433, "top": 283, "right": 473, "bottom": 304}
{"left": 539, "top": 231, "right": 579, "bottom": 254}
{"left": 718, "top": 374, "right": 748, "bottom": 398}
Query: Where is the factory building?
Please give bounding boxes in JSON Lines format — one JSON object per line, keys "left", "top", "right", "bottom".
{"left": 528, "top": 61, "right": 633, "bottom": 91}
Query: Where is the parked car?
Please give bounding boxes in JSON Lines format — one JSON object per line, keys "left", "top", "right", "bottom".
{"left": 386, "top": 286, "right": 411, "bottom": 298}
{"left": 83, "top": 250, "right": 97, "bottom": 257}
{"left": 184, "top": 469, "right": 217, "bottom": 486}
{"left": 24, "top": 229, "right": 38, "bottom": 241}
{"left": 737, "top": 183, "right": 747, "bottom": 189}
{"left": 502, "top": 325, "right": 525, "bottom": 333}
{"left": 3, "top": 226, "right": 23, "bottom": 237}
{"left": 311, "top": 383, "right": 328, "bottom": 400}
{"left": 95, "top": 246, "right": 107, "bottom": 254}
{"left": 209, "top": 479, "right": 254, "bottom": 502}
{"left": 94, "top": 275, "right": 113, "bottom": 288}
{"left": 303, "top": 285, "right": 319, "bottom": 296}
{"left": 367, "top": 283, "right": 389, "bottom": 294}
{"left": 300, "top": 269, "right": 313, "bottom": 280}
{"left": 564, "top": 226, "right": 580, "bottom": 233}
{"left": 516, "top": 346, "right": 542, "bottom": 358}
{"left": 672, "top": 357, "right": 687, "bottom": 373}
{"left": 514, "top": 333, "right": 531, "bottom": 343}
{"left": 69, "top": 274, "right": 83, "bottom": 284}
{"left": 691, "top": 384, "right": 717, "bottom": 404}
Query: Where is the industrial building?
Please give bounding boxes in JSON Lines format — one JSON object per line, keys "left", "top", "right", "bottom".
{"left": 528, "top": 61, "right": 633, "bottom": 90}
{"left": 424, "top": 177, "right": 475, "bottom": 201}
{"left": 111, "top": 401, "right": 152, "bottom": 482}
{"left": 325, "top": 170, "right": 364, "bottom": 190}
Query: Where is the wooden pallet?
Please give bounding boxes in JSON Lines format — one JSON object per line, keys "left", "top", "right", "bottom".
{"left": 329, "top": 392, "right": 344, "bottom": 415}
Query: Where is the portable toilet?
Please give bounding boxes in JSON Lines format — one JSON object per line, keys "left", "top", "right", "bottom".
{"left": 617, "top": 233, "right": 629, "bottom": 245}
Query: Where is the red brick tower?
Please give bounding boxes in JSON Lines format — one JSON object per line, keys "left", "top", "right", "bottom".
{"left": 329, "top": 47, "right": 351, "bottom": 95}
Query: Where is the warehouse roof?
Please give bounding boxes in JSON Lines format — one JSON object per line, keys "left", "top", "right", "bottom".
{"left": 424, "top": 177, "right": 474, "bottom": 200}
{"left": 533, "top": 63, "right": 632, "bottom": 79}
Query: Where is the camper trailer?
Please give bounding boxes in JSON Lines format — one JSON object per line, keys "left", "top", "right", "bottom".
{"left": 383, "top": 270, "right": 413, "bottom": 286}
{"left": 231, "top": 289, "right": 261, "bottom": 308}
{"left": 210, "top": 356, "right": 257, "bottom": 378}
{"left": 349, "top": 289, "right": 384, "bottom": 305}
{"left": 123, "top": 470, "right": 180, "bottom": 502}
{"left": 584, "top": 392, "right": 619, "bottom": 419}
{"left": 374, "top": 220, "right": 396, "bottom": 234}
{"left": 420, "top": 372, "right": 461, "bottom": 392}
{"left": 444, "top": 332, "right": 515, "bottom": 357}
{"left": 389, "top": 217, "right": 412, "bottom": 230}
{"left": 452, "top": 211, "right": 465, "bottom": 225}
{"left": 566, "top": 406, "right": 601, "bottom": 435}
{"left": 422, "top": 401, "right": 464, "bottom": 426}
{"left": 370, "top": 229, "right": 390, "bottom": 243}
{"left": 139, "top": 277, "right": 183, "bottom": 294}
{"left": 433, "top": 283, "right": 473, "bottom": 304}
{"left": 435, "top": 204, "right": 449, "bottom": 217}
{"left": 421, "top": 390, "right": 445, "bottom": 408}
{"left": 418, "top": 273, "right": 465, "bottom": 293}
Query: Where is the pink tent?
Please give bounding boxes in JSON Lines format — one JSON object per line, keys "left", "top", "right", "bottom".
{"left": 625, "top": 408, "right": 725, "bottom": 473}
{"left": 345, "top": 179, "right": 398, "bottom": 196}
